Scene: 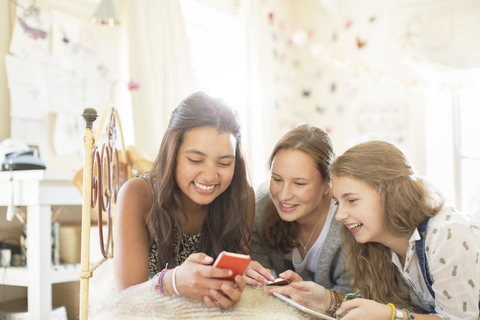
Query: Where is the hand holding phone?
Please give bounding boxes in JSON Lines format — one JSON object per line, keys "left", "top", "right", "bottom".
{"left": 213, "top": 251, "right": 251, "bottom": 281}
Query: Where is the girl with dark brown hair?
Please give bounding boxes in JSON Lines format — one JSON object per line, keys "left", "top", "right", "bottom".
{"left": 113, "top": 92, "right": 254, "bottom": 308}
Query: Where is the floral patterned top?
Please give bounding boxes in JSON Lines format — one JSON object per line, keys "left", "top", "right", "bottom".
{"left": 138, "top": 173, "right": 203, "bottom": 278}
{"left": 148, "top": 226, "right": 202, "bottom": 277}
{"left": 391, "top": 206, "right": 480, "bottom": 319}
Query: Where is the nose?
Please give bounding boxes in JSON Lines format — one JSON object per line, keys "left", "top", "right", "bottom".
{"left": 202, "top": 163, "right": 217, "bottom": 183}
{"left": 278, "top": 184, "right": 293, "bottom": 201}
{"left": 335, "top": 203, "right": 348, "bottom": 221}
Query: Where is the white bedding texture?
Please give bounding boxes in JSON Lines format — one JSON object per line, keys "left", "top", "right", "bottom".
{"left": 88, "top": 259, "right": 317, "bottom": 320}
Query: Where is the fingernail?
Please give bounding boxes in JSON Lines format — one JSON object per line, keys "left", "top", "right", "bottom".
{"left": 269, "top": 275, "right": 275, "bottom": 280}
{"left": 211, "top": 289, "right": 218, "bottom": 295}
{"left": 228, "top": 270, "right": 233, "bottom": 275}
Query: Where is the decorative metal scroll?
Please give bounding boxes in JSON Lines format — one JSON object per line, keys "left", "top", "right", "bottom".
{"left": 89, "top": 110, "right": 127, "bottom": 257}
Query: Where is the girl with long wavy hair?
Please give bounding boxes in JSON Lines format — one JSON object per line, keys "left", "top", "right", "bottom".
{"left": 244, "top": 125, "right": 350, "bottom": 295}
{"left": 330, "top": 140, "right": 480, "bottom": 319}
{"left": 113, "top": 92, "right": 254, "bottom": 308}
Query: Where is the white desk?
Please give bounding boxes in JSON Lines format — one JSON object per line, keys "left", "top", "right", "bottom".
{"left": 0, "top": 170, "right": 82, "bottom": 320}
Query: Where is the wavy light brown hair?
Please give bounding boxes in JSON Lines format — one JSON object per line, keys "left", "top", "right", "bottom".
{"left": 331, "top": 140, "right": 444, "bottom": 309}
{"left": 147, "top": 92, "right": 251, "bottom": 269}
{"left": 261, "top": 124, "right": 335, "bottom": 254}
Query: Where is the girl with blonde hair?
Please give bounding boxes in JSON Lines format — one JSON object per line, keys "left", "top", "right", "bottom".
{"left": 331, "top": 140, "right": 480, "bottom": 319}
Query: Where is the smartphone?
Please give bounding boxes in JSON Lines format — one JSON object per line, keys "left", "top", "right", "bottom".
{"left": 212, "top": 251, "right": 251, "bottom": 281}
{"left": 273, "top": 292, "right": 335, "bottom": 320}
{"left": 266, "top": 278, "right": 289, "bottom": 286}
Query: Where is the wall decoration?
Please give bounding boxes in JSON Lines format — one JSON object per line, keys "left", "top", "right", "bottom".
{"left": 356, "top": 37, "right": 366, "bottom": 49}
{"left": 302, "top": 89, "right": 311, "bottom": 97}
{"left": 9, "top": 0, "right": 51, "bottom": 56}
{"left": 291, "top": 28, "right": 309, "bottom": 46}
{"left": 315, "top": 104, "right": 326, "bottom": 114}
{"left": 335, "top": 105, "right": 344, "bottom": 115}
{"left": 332, "top": 32, "right": 337, "bottom": 42}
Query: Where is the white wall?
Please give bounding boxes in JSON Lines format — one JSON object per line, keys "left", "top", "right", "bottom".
{"left": 259, "top": 0, "right": 427, "bottom": 172}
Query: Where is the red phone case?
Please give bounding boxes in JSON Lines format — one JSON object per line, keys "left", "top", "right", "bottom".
{"left": 213, "top": 251, "right": 251, "bottom": 281}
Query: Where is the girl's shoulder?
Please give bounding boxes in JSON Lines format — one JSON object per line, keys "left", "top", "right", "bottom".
{"left": 427, "top": 206, "right": 480, "bottom": 239}
{"left": 116, "top": 176, "right": 152, "bottom": 215}
{"left": 253, "top": 181, "right": 272, "bottom": 222}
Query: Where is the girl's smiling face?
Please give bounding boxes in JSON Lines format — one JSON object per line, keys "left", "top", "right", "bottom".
{"left": 175, "top": 126, "right": 236, "bottom": 207}
{"left": 332, "top": 175, "right": 386, "bottom": 245}
{"left": 269, "top": 149, "right": 330, "bottom": 225}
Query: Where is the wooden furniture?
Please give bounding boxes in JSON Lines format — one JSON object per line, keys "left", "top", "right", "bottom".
{"left": 79, "top": 104, "right": 130, "bottom": 320}
{"left": 0, "top": 170, "right": 82, "bottom": 320}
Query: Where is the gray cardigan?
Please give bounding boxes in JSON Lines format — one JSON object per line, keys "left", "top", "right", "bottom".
{"left": 250, "top": 182, "right": 351, "bottom": 293}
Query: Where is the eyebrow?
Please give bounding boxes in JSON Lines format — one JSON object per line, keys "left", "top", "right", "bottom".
{"left": 332, "top": 192, "right": 359, "bottom": 201}
{"left": 184, "top": 149, "right": 235, "bottom": 160}
{"left": 271, "top": 172, "right": 312, "bottom": 181}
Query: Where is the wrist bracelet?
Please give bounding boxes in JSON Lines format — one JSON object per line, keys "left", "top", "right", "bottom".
{"left": 150, "top": 272, "right": 160, "bottom": 291}
{"left": 158, "top": 268, "right": 169, "bottom": 295}
{"left": 402, "top": 308, "right": 415, "bottom": 320}
{"left": 172, "top": 266, "right": 181, "bottom": 296}
{"left": 325, "top": 290, "right": 343, "bottom": 317}
{"left": 387, "top": 303, "right": 395, "bottom": 320}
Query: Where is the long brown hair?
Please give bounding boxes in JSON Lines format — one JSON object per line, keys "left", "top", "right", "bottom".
{"left": 331, "top": 140, "right": 444, "bottom": 308}
{"left": 261, "top": 124, "right": 335, "bottom": 254}
{"left": 147, "top": 92, "right": 251, "bottom": 269}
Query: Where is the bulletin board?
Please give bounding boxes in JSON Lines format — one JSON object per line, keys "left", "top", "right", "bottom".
{"left": 4, "top": 0, "right": 119, "bottom": 162}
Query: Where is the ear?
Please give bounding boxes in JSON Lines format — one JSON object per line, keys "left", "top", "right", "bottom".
{"left": 324, "top": 181, "right": 332, "bottom": 195}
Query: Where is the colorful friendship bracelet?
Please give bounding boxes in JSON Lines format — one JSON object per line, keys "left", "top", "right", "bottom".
{"left": 325, "top": 290, "right": 343, "bottom": 318}
{"left": 402, "top": 308, "right": 415, "bottom": 320}
{"left": 343, "top": 291, "right": 362, "bottom": 301}
{"left": 157, "top": 268, "right": 169, "bottom": 295}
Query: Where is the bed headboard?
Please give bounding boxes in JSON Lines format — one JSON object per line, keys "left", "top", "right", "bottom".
{"left": 78, "top": 104, "right": 130, "bottom": 320}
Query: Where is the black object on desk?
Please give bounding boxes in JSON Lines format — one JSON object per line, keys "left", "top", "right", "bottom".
{"left": 1, "top": 150, "right": 47, "bottom": 171}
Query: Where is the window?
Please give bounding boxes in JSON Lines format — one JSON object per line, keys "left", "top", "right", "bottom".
{"left": 455, "top": 80, "right": 480, "bottom": 217}
{"left": 425, "top": 75, "right": 480, "bottom": 218}
{"left": 180, "top": 0, "right": 248, "bottom": 135}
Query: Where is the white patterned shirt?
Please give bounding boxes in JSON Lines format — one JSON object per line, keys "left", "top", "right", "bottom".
{"left": 391, "top": 206, "right": 480, "bottom": 320}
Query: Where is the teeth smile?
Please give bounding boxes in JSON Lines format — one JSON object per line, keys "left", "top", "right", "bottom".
{"left": 194, "top": 182, "right": 216, "bottom": 190}
{"left": 281, "top": 203, "right": 297, "bottom": 208}
{"left": 347, "top": 223, "right": 363, "bottom": 230}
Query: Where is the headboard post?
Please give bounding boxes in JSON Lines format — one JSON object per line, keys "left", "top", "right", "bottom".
{"left": 79, "top": 107, "right": 98, "bottom": 320}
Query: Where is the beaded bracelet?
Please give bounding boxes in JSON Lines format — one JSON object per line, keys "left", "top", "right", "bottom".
{"left": 402, "top": 308, "right": 415, "bottom": 320}
{"left": 387, "top": 303, "right": 395, "bottom": 320}
{"left": 325, "top": 290, "right": 343, "bottom": 318}
{"left": 157, "top": 268, "right": 170, "bottom": 295}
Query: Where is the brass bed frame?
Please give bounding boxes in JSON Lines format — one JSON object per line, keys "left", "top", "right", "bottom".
{"left": 78, "top": 104, "right": 131, "bottom": 319}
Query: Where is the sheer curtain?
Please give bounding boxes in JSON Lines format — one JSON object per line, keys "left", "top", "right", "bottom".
{"left": 242, "top": 0, "right": 277, "bottom": 188}
{"left": 125, "top": 0, "right": 197, "bottom": 159}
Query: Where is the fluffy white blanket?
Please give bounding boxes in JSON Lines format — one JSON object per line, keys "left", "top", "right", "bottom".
{"left": 88, "top": 259, "right": 314, "bottom": 319}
